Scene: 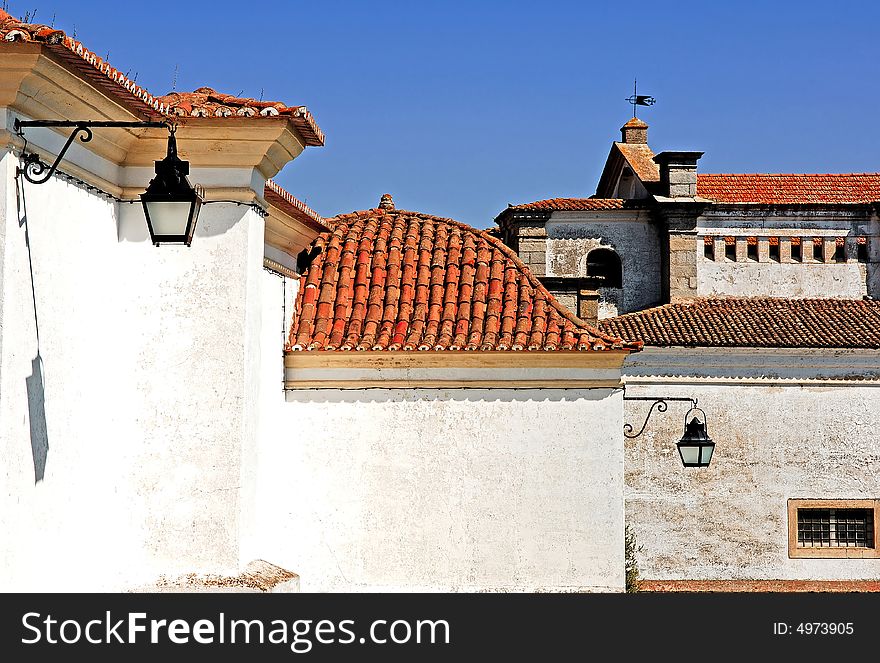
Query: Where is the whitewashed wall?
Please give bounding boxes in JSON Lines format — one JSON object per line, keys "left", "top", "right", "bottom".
{"left": 546, "top": 211, "right": 663, "bottom": 315}
{"left": 697, "top": 258, "right": 868, "bottom": 298}
{"left": 695, "top": 212, "right": 878, "bottom": 298}
{"left": 622, "top": 348, "right": 880, "bottom": 583}
{"left": 0, "top": 149, "right": 266, "bottom": 591}
{"left": 253, "top": 338, "right": 626, "bottom": 592}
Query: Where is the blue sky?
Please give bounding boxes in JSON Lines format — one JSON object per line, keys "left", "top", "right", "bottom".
{"left": 8, "top": 1, "right": 880, "bottom": 227}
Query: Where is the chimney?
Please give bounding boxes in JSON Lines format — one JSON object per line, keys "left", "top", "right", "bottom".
{"left": 378, "top": 193, "right": 395, "bottom": 210}
{"left": 652, "top": 151, "right": 704, "bottom": 198}
{"left": 620, "top": 117, "right": 648, "bottom": 144}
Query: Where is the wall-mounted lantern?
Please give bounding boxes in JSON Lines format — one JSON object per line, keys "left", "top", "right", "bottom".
{"left": 140, "top": 126, "right": 204, "bottom": 246}
{"left": 623, "top": 396, "right": 716, "bottom": 468}
{"left": 14, "top": 119, "right": 203, "bottom": 246}
{"left": 676, "top": 406, "right": 715, "bottom": 467}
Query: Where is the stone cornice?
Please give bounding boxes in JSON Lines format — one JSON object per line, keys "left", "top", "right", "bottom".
{"left": 284, "top": 350, "right": 629, "bottom": 389}
{"left": 264, "top": 199, "right": 325, "bottom": 258}
{"left": 1, "top": 45, "right": 307, "bottom": 179}
{"left": 622, "top": 346, "right": 880, "bottom": 383}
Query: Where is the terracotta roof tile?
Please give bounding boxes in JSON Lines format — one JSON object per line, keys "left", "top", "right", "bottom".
{"left": 289, "top": 206, "right": 641, "bottom": 352}
{"left": 697, "top": 174, "right": 880, "bottom": 204}
{"left": 264, "top": 180, "right": 327, "bottom": 231}
{"left": 0, "top": 10, "right": 324, "bottom": 146}
{"left": 507, "top": 198, "right": 647, "bottom": 211}
{"left": 599, "top": 298, "right": 880, "bottom": 349}
{"left": 616, "top": 143, "right": 660, "bottom": 182}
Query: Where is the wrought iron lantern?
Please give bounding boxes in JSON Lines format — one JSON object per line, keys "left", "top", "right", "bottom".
{"left": 677, "top": 406, "right": 715, "bottom": 468}
{"left": 140, "top": 126, "right": 203, "bottom": 246}
{"left": 14, "top": 119, "right": 203, "bottom": 246}
{"left": 623, "top": 396, "right": 716, "bottom": 468}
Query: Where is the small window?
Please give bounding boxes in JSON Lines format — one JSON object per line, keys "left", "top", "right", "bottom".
{"left": 768, "top": 237, "right": 780, "bottom": 262}
{"left": 788, "top": 499, "right": 880, "bottom": 558}
{"left": 857, "top": 237, "right": 868, "bottom": 263}
{"left": 833, "top": 237, "right": 846, "bottom": 263}
{"left": 724, "top": 236, "right": 736, "bottom": 261}
{"left": 746, "top": 236, "right": 758, "bottom": 262}
{"left": 790, "top": 237, "right": 802, "bottom": 262}
{"left": 812, "top": 237, "right": 824, "bottom": 262}
{"left": 703, "top": 236, "right": 714, "bottom": 260}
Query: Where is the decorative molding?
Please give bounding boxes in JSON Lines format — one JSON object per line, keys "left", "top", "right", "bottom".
{"left": 286, "top": 350, "right": 629, "bottom": 370}
{"left": 263, "top": 257, "right": 298, "bottom": 279}
{"left": 284, "top": 350, "right": 628, "bottom": 389}
{"left": 622, "top": 347, "right": 880, "bottom": 382}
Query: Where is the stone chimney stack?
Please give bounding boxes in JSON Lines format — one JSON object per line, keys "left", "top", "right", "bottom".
{"left": 378, "top": 193, "right": 395, "bottom": 210}
{"left": 653, "top": 151, "right": 704, "bottom": 198}
{"left": 620, "top": 117, "right": 648, "bottom": 144}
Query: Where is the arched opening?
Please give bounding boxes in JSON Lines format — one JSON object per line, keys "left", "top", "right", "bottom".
{"left": 586, "top": 248, "right": 622, "bottom": 288}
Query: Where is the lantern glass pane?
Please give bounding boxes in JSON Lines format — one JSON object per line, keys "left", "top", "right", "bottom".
{"left": 145, "top": 201, "right": 193, "bottom": 237}
{"left": 700, "top": 444, "right": 715, "bottom": 465}
{"left": 679, "top": 444, "right": 701, "bottom": 466}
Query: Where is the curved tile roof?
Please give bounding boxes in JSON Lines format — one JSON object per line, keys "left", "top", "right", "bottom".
{"left": 288, "top": 204, "right": 641, "bottom": 352}
{"left": 0, "top": 10, "right": 323, "bottom": 146}
{"left": 600, "top": 298, "right": 880, "bottom": 349}
{"left": 697, "top": 174, "right": 880, "bottom": 204}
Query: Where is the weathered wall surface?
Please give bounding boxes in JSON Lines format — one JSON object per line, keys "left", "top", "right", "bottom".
{"left": 695, "top": 212, "right": 878, "bottom": 298}
{"left": 253, "top": 387, "right": 625, "bottom": 592}
{"left": 0, "top": 150, "right": 265, "bottom": 591}
{"left": 622, "top": 349, "right": 880, "bottom": 583}
{"left": 698, "top": 253, "right": 868, "bottom": 298}
{"left": 545, "top": 211, "right": 662, "bottom": 315}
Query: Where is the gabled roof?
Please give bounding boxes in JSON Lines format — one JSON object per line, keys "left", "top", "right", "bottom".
{"left": 288, "top": 202, "right": 641, "bottom": 352}
{"left": 0, "top": 10, "right": 323, "bottom": 146}
{"left": 599, "top": 298, "right": 880, "bottom": 349}
{"left": 595, "top": 142, "right": 660, "bottom": 198}
{"left": 696, "top": 174, "right": 880, "bottom": 205}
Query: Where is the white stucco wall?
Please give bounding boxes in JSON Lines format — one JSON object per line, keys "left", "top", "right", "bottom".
{"left": 698, "top": 258, "right": 868, "bottom": 298}
{"left": 253, "top": 381, "right": 625, "bottom": 592}
{"left": 696, "top": 212, "right": 878, "bottom": 298}
{"left": 545, "top": 211, "right": 663, "bottom": 315}
{"left": 622, "top": 349, "right": 880, "bottom": 583}
{"left": 0, "top": 149, "right": 266, "bottom": 591}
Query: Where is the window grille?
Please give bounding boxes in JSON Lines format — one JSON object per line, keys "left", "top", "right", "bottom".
{"left": 797, "top": 508, "right": 874, "bottom": 548}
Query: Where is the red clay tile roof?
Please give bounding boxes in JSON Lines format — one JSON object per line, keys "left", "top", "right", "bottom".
{"left": 156, "top": 88, "right": 323, "bottom": 145}
{"left": 507, "top": 198, "right": 631, "bottom": 211}
{"left": 697, "top": 174, "right": 880, "bottom": 204}
{"left": 288, "top": 206, "right": 642, "bottom": 352}
{"left": 264, "top": 180, "right": 326, "bottom": 231}
{"left": 503, "top": 197, "right": 655, "bottom": 216}
{"left": 599, "top": 298, "right": 880, "bottom": 349}
{"left": 616, "top": 143, "right": 660, "bottom": 183}
{"left": 0, "top": 10, "right": 323, "bottom": 146}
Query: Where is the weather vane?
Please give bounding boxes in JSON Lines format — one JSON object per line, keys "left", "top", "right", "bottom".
{"left": 626, "top": 79, "right": 655, "bottom": 118}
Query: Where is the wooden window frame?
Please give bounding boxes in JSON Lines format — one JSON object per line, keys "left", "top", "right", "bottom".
{"left": 788, "top": 499, "right": 880, "bottom": 559}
